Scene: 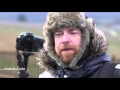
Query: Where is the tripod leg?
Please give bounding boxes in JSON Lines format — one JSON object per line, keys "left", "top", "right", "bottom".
{"left": 16, "top": 50, "right": 29, "bottom": 78}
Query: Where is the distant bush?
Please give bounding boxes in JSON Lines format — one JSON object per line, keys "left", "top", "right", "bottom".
{"left": 17, "top": 14, "right": 27, "bottom": 22}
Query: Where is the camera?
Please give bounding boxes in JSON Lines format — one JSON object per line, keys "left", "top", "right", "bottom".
{"left": 16, "top": 32, "right": 44, "bottom": 52}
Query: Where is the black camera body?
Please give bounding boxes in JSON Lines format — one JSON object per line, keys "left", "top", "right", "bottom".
{"left": 16, "top": 32, "right": 44, "bottom": 52}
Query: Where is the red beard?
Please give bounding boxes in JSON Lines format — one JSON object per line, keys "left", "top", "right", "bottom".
{"left": 57, "top": 43, "right": 77, "bottom": 63}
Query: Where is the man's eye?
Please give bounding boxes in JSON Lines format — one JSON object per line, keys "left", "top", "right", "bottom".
{"left": 55, "top": 33, "right": 62, "bottom": 37}
{"left": 70, "top": 32, "right": 77, "bottom": 35}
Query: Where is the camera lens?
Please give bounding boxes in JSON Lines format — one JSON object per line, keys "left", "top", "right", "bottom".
{"left": 21, "top": 35, "right": 34, "bottom": 51}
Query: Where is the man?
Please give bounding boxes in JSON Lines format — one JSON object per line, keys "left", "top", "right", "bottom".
{"left": 37, "top": 12, "right": 120, "bottom": 78}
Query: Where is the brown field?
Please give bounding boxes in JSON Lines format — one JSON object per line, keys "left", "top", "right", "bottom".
{"left": 0, "top": 31, "right": 17, "bottom": 52}
{"left": 0, "top": 22, "right": 44, "bottom": 52}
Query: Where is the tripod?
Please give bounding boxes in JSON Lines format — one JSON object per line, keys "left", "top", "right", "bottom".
{"left": 16, "top": 50, "right": 34, "bottom": 78}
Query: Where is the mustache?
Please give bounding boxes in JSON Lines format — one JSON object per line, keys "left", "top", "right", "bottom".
{"left": 59, "top": 44, "right": 75, "bottom": 51}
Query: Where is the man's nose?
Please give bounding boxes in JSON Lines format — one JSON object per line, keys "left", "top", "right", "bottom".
{"left": 62, "top": 34, "right": 70, "bottom": 43}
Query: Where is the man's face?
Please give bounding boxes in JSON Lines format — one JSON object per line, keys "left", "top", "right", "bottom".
{"left": 54, "top": 28, "right": 81, "bottom": 63}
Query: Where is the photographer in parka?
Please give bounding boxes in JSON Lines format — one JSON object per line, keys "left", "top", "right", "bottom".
{"left": 37, "top": 12, "right": 120, "bottom": 78}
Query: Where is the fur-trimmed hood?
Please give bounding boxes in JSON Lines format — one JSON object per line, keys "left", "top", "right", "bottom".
{"left": 37, "top": 12, "right": 108, "bottom": 75}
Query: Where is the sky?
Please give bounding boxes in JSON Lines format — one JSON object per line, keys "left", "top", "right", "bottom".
{"left": 0, "top": 12, "right": 119, "bottom": 22}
